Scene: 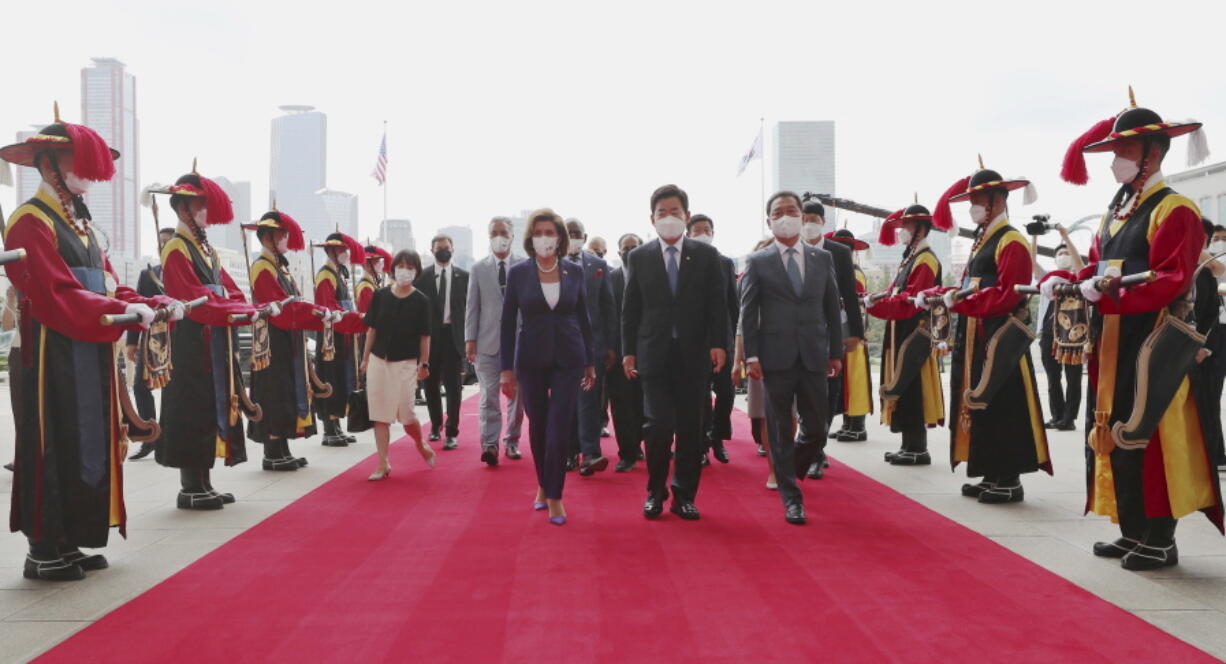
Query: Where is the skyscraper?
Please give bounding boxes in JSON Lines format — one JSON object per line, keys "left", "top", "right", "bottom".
{"left": 317, "top": 188, "right": 359, "bottom": 239}
{"left": 773, "top": 121, "right": 835, "bottom": 196}
{"left": 270, "top": 105, "right": 328, "bottom": 241}
{"left": 81, "top": 57, "right": 140, "bottom": 260}
{"left": 379, "top": 218, "right": 415, "bottom": 253}
{"left": 436, "top": 225, "right": 475, "bottom": 270}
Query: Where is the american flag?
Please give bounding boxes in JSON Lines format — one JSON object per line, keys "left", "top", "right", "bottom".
{"left": 371, "top": 132, "right": 388, "bottom": 185}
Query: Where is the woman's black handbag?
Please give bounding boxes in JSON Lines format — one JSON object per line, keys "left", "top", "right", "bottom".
{"left": 347, "top": 387, "right": 373, "bottom": 433}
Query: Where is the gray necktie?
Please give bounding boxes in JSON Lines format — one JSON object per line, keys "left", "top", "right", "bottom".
{"left": 666, "top": 246, "right": 679, "bottom": 295}
{"left": 786, "top": 248, "right": 803, "bottom": 296}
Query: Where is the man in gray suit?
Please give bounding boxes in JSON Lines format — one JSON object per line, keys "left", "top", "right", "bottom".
{"left": 741, "top": 191, "right": 844, "bottom": 525}
{"left": 465, "top": 216, "right": 525, "bottom": 466}
{"left": 564, "top": 218, "right": 617, "bottom": 475}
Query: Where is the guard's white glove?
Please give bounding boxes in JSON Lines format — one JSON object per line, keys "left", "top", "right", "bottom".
{"left": 912, "top": 294, "right": 929, "bottom": 311}
{"left": 1079, "top": 279, "right": 1104, "bottom": 303}
{"left": 267, "top": 301, "right": 283, "bottom": 318}
{"left": 329, "top": 310, "right": 344, "bottom": 324}
{"left": 942, "top": 290, "right": 957, "bottom": 309}
{"left": 249, "top": 310, "right": 262, "bottom": 324}
{"left": 167, "top": 300, "right": 186, "bottom": 322}
{"left": 1040, "top": 277, "right": 1068, "bottom": 301}
{"left": 126, "top": 303, "right": 156, "bottom": 329}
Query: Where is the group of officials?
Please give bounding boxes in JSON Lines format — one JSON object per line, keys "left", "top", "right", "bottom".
{"left": 2, "top": 90, "right": 1224, "bottom": 579}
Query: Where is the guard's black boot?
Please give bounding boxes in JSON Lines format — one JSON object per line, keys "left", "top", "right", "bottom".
{"left": 322, "top": 419, "right": 348, "bottom": 447}
{"left": 283, "top": 438, "right": 308, "bottom": 467}
{"left": 178, "top": 468, "right": 224, "bottom": 510}
{"left": 61, "top": 548, "right": 109, "bottom": 572}
{"left": 1093, "top": 537, "right": 1140, "bottom": 558}
{"left": 978, "top": 476, "right": 1024, "bottom": 504}
{"left": 203, "top": 468, "right": 235, "bottom": 504}
{"left": 1121, "top": 519, "right": 1179, "bottom": 571}
{"left": 263, "top": 439, "right": 300, "bottom": 471}
{"left": 23, "top": 541, "right": 84, "bottom": 581}
{"left": 836, "top": 416, "right": 867, "bottom": 442}
{"left": 889, "top": 428, "right": 931, "bottom": 465}
{"left": 961, "top": 477, "right": 996, "bottom": 498}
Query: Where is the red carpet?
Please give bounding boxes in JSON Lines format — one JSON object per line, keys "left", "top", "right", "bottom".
{"left": 39, "top": 396, "right": 1216, "bottom": 663}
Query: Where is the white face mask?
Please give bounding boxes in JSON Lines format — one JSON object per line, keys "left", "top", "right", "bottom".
{"left": 64, "top": 172, "right": 93, "bottom": 195}
{"left": 1111, "top": 155, "right": 1141, "bottom": 185}
{"left": 532, "top": 235, "right": 558, "bottom": 257}
{"left": 1055, "top": 254, "right": 1072, "bottom": 270}
{"left": 800, "top": 223, "right": 824, "bottom": 242}
{"left": 490, "top": 236, "right": 512, "bottom": 255}
{"left": 275, "top": 235, "right": 289, "bottom": 253}
{"left": 394, "top": 267, "right": 415, "bottom": 286}
{"left": 1209, "top": 241, "right": 1226, "bottom": 255}
{"left": 690, "top": 233, "right": 713, "bottom": 245}
{"left": 654, "top": 216, "right": 686, "bottom": 242}
{"left": 969, "top": 204, "right": 989, "bottom": 224}
{"left": 193, "top": 207, "right": 208, "bottom": 226}
{"left": 371, "top": 258, "right": 385, "bottom": 274}
{"left": 338, "top": 250, "right": 350, "bottom": 266}
{"left": 771, "top": 215, "right": 802, "bottom": 240}
{"left": 896, "top": 229, "right": 912, "bottom": 246}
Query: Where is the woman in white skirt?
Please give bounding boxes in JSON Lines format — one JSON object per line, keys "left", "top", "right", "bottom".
{"left": 360, "top": 250, "right": 436, "bottom": 480}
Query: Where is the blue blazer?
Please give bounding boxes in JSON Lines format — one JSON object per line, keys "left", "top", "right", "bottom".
{"left": 500, "top": 259, "right": 595, "bottom": 372}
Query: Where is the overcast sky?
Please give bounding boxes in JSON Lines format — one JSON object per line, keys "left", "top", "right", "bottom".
{"left": 3, "top": 0, "right": 1224, "bottom": 268}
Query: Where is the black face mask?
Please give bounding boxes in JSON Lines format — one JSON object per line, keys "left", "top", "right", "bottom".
{"left": 434, "top": 249, "right": 452, "bottom": 264}
{"left": 620, "top": 249, "right": 633, "bottom": 263}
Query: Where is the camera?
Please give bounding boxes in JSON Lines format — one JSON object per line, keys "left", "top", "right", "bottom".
{"left": 1025, "top": 214, "right": 1054, "bottom": 236}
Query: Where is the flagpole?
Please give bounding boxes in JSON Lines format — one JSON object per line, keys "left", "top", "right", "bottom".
{"left": 759, "top": 116, "right": 766, "bottom": 235}
{"left": 382, "top": 120, "right": 388, "bottom": 224}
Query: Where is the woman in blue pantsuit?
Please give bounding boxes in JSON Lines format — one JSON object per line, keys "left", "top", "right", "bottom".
{"left": 500, "top": 208, "right": 595, "bottom": 525}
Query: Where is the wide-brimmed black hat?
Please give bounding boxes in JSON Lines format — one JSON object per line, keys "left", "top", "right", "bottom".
{"left": 0, "top": 104, "right": 118, "bottom": 180}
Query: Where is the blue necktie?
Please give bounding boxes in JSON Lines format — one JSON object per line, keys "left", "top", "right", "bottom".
{"left": 666, "top": 246, "right": 679, "bottom": 296}
{"left": 786, "top": 248, "right": 803, "bottom": 296}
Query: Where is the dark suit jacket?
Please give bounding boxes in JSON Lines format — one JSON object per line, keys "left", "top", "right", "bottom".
{"left": 610, "top": 266, "right": 627, "bottom": 357}
{"left": 821, "top": 238, "right": 865, "bottom": 340}
{"left": 126, "top": 265, "right": 165, "bottom": 346}
{"left": 622, "top": 238, "right": 728, "bottom": 378}
{"left": 740, "top": 242, "right": 843, "bottom": 373}
{"left": 718, "top": 254, "right": 739, "bottom": 352}
{"left": 415, "top": 263, "right": 468, "bottom": 357}
{"left": 500, "top": 259, "right": 594, "bottom": 371}
{"left": 567, "top": 251, "right": 617, "bottom": 357}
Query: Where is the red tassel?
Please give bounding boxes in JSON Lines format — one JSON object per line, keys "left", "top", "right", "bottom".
{"left": 367, "top": 247, "right": 393, "bottom": 273}
{"left": 342, "top": 234, "right": 366, "bottom": 265}
{"left": 62, "top": 123, "right": 115, "bottom": 182}
{"left": 198, "top": 176, "right": 234, "bottom": 225}
{"left": 877, "top": 209, "right": 903, "bottom": 246}
{"left": 277, "top": 212, "right": 306, "bottom": 251}
{"left": 932, "top": 176, "right": 970, "bottom": 233}
{"left": 1060, "top": 117, "right": 1115, "bottom": 185}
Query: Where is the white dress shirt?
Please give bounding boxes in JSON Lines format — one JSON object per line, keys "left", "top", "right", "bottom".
{"left": 541, "top": 281, "right": 560, "bottom": 310}
{"left": 435, "top": 264, "right": 452, "bottom": 325}
{"left": 659, "top": 237, "right": 684, "bottom": 270}
{"left": 775, "top": 240, "right": 806, "bottom": 281}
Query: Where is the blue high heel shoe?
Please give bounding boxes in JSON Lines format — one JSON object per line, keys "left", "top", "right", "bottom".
{"left": 533, "top": 501, "right": 547, "bottom": 511}
{"left": 549, "top": 515, "right": 567, "bottom": 526}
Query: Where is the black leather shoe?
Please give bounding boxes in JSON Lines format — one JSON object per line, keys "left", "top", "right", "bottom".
{"left": 785, "top": 503, "right": 807, "bottom": 525}
{"left": 443, "top": 437, "right": 458, "bottom": 450}
{"left": 565, "top": 455, "right": 579, "bottom": 472}
{"left": 23, "top": 557, "right": 85, "bottom": 581}
{"left": 643, "top": 497, "right": 664, "bottom": 519}
{"left": 505, "top": 444, "right": 521, "bottom": 460}
{"left": 177, "top": 491, "right": 224, "bottom": 510}
{"left": 889, "top": 451, "right": 931, "bottom": 466}
{"left": 1121, "top": 543, "right": 1178, "bottom": 571}
{"left": 712, "top": 444, "right": 729, "bottom": 464}
{"left": 128, "top": 443, "right": 155, "bottom": 460}
{"left": 4, "top": 462, "right": 13, "bottom": 472}
{"left": 578, "top": 456, "right": 608, "bottom": 476}
{"left": 1043, "top": 419, "right": 1058, "bottom": 429}
{"left": 670, "top": 502, "right": 700, "bottom": 520}
{"left": 343, "top": 434, "right": 357, "bottom": 443}
{"left": 978, "top": 483, "right": 1024, "bottom": 504}
{"left": 62, "top": 550, "right": 109, "bottom": 571}
{"left": 1055, "top": 420, "right": 1076, "bottom": 431}
{"left": 828, "top": 428, "right": 844, "bottom": 440}
{"left": 291, "top": 456, "right": 308, "bottom": 468}
{"left": 209, "top": 490, "right": 236, "bottom": 504}
{"left": 600, "top": 427, "right": 611, "bottom": 438}
{"left": 321, "top": 436, "right": 349, "bottom": 447}
{"left": 961, "top": 480, "right": 994, "bottom": 498}
{"left": 807, "top": 462, "right": 824, "bottom": 480}
{"left": 263, "top": 458, "right": 300, "bottom": 471}
{"left": 700, "top": 455, "right": 710, "bottom": 468}
{"left": 614, "top": 459, "right": 635, "bottom": 472}
{"left": 428, "top": 431, "right": 441, "bottom": 442}
{"left": 481, "top": 448, "right": 499, "bottom": 467}
{"left": 756, "top": 444, "right": 767, "bottom": 457}
{"left": 1093, "top": 538, "right": 1140, "bottom": 558}
{"left": 637, "top": 451, "right": 645, "bottom": 462}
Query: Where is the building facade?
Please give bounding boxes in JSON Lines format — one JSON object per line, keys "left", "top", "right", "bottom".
{"left": 379, "top": 218, "right": 415, "bottom": 253}
{"left": 1169, "top": 160, "right": 1226, "bottom": 226}
{"left": 81, "top": 57, "right": 140, "bottom": 261}
{"left": 773, "top": 121, "right": 835, "bottom": 196}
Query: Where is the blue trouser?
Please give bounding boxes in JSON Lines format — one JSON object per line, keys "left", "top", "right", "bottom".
{"left": 518, "top": 365, "right": 582, "bottom": 500}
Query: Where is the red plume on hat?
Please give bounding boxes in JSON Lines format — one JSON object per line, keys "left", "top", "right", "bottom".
{"left": 1060, "top": 117, "right": 1115, "bottom": 185}
{"left": 62, "top": 123, "right": 116, "bottom": 182}
{"left": 877, "top": 209, "right": 904, "bottom": 246}
{"left": 365, "top": 246, "right": 393, "bottom": 273}
{"left": 343, "top": 235, "right": 366, "bottom": 265}
{"left": 198, "top": 175, "right": 234, "bottom": 225}
{"left": 932, "top": 176, "right": 970, "bottom": 233}
{"left": 278, "top": 211, "right": 306, "bottom": 251}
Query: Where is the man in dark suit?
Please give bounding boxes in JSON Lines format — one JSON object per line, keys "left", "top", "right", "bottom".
{"left": 742, "top": 191, "right": 844, "bottom": 525}
{"left": 608, "top": 233, "right": 644, "bottom": 472}
{"left": 564, "top": 218, "right": 617, "bottom": 475}
{"left": 415, "top": 234, "right": 468, "bottom": 450}
{"left": 686, "top": 214, "right": 738, "bottom": 466}
{"left": 799, "top": 200, "right": 864, "bottom": 478}
{"left": 125, "top": 227, "right": 174, "bottom": 460}
{"left": 623, "top": 184, "right": 729, "bottom": 521}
